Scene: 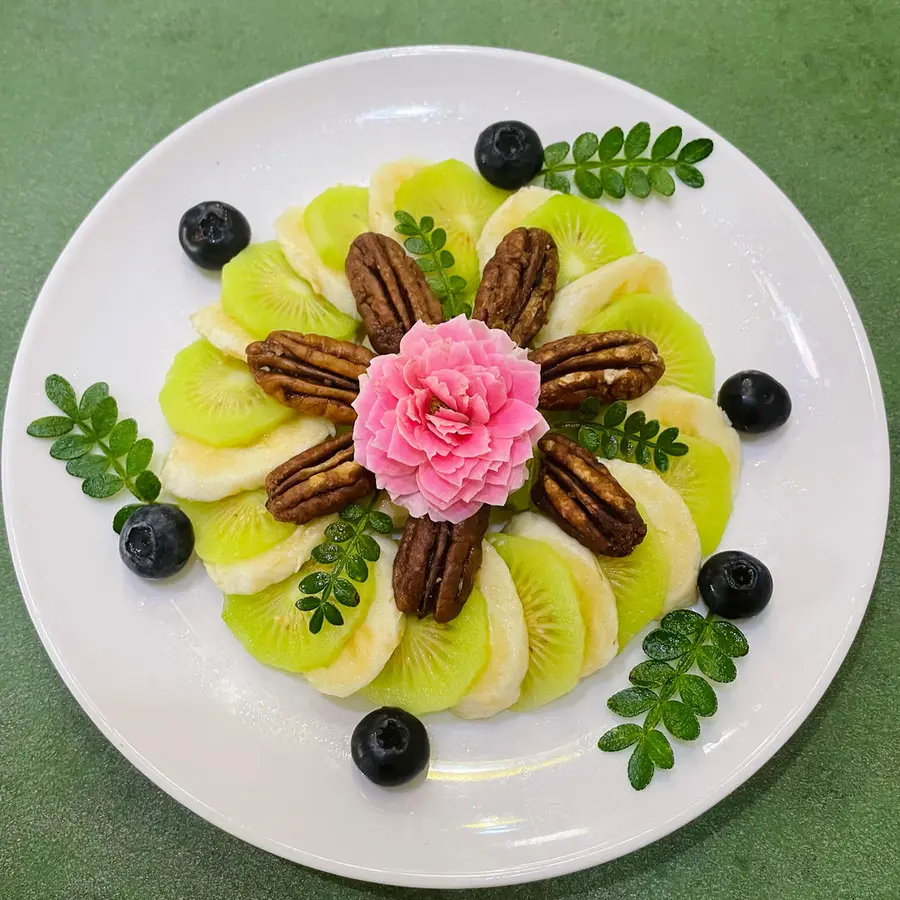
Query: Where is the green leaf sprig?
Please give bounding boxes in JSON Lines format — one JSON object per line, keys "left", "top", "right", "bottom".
{"left": 561, "top": 398, "right": 689, "bottom": 473}
{"left": 540, "top": 124, "right": 713, "bottom": 199}
{"left": 394, "top": 210, "right": 470, "bottom": 319}
{"left": 296, "top": 494, "right": 394, "bottom": 634}
{"left": 27, "top": 375, "right": 161, "bottom": 532}
{"left": 599, "top": 609, "right": 749, "bottom": 790}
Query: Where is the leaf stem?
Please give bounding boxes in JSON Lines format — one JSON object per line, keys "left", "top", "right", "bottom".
{"left": 557, "top": 417, "right": 678, "bottom": 465}
{"left": 640, "top": 613, "right": 715, "bottom": 735}
{"left": 395, "top": 212, "right": 469, "bottom": 318}
{"left": 540, "top": 156, "right": 677, "bottom": 176}
{"left": 78, "top": 419, "right": 144, "bottom": 500}
{"left": 422, "top": 243, "right": 460, "bottom": 314}
{"left": 316, "top": 491, "right": 383, "bottom": 610}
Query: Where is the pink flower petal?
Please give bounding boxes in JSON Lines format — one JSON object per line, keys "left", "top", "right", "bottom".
{"left": 352, "top": 317, "right": 546, "bottom": 522}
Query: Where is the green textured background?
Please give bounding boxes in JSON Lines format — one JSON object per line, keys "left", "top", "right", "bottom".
{"left": 1, "top": 0, "right": 898, "bottom": 897}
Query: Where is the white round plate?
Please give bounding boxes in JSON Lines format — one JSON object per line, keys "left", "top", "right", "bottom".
{"left": 2, "top": 46, "right": 888, "bottom": 888}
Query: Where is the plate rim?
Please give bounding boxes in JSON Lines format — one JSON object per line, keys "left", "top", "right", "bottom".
{"left": 2, "top": 44, "right": 890, "bottom": 888}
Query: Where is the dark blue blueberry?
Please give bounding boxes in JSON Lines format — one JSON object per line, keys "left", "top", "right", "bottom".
{"left": 178, "top": 201, "right": 251, "bottom": 270}
{"left": 475, "top": 121, "right": 544, "bottom": 190}
{"left": 351, "top": 707, "right": 430, "bottom": 787}
{"left": 699, "top": 551, "right": 772, "bottom": 619}
{"left": 119, "top": 504, "right": 194, "bottom": 579}
{"left": 718, "top": 370, "right": 791, "bottom": 434}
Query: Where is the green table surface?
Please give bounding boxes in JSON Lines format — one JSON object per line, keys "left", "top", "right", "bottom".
{"left": 2, "top": 1, "right": 898, "bottom": 897}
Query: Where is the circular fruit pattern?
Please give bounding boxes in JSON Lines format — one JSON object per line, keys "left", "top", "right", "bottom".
{"left": 26, "top": 114, "right": 788, "bottom": 794}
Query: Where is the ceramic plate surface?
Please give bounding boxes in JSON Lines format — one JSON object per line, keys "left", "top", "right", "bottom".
{"left": 2, "top": 46, "right": 888, "bottom": 888}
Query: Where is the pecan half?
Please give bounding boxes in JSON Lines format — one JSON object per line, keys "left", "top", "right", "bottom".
{"left": 530, "top": 331, "right": 664, "bottom": 409}
{"left": 247, "top": 331, "right": 374, "bottom": 424}
{"left": 393, "top": 506, "right": 491, "bottom": 623}
{"left": 345, "top": 232, "right": 443, "bottom": 354}
{"left": 265, "top": 432, "right": 375, "bottom": 524}
{"left": 472, "top": 227, "right": 558, "bottom": 346}
{"left": 532, "top": 433, "right": 645, "bottom": 556}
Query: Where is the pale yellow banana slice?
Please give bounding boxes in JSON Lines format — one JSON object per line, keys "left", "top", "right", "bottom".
{"left": 604, "top": 459, "right": 700, "bottom": 613}
{"left": 476, "top": 186, "right": 555, "bottom": 270}
{"left": 190, "top": 303, "right": 255, "bottom": 361}
{"left": 368, "top": 157, "right": 430, "bottom": 236}
{"left": 374, "top": 493, "right": 407, "bottom": 530}
{"left": 160, "top": 416, "right": 334, "bottom": 502}
{"left": 205, "top": 515, "right": 335, "bottom": 595}
{"left": 628, "top": 385, "right": 742, "bottom": 492}
{"left": 536, "top": 254, "right": 674, "bottom": 345}
{"left": 452, "top": 541, "right": 529, "bottom": 718}
{"left": 274, "top": 207, "right": 359, "bottom": 319}
{"left": 305, "top": 537, "right": 404, "bottom": 697}
{"left": 503, "top": 512, "right": 618, "bottom": 676}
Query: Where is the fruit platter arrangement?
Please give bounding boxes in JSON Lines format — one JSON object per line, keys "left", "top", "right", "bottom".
{"left": 27, "top": 119, "right": 791, "bottom": 792}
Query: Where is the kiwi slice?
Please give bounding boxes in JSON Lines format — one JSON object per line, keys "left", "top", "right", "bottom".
{"left": 364, "top": 588, "right": 490, "bottom": 715}
{"left": 657, "top": 434, "right": 732, "bottom": 555}
{"left": 159, "top": 340, "right": 294, "bottom": 448}
{"left": 596, "top": 514, "right": 669, "bottom": 649}
{"left": 522, "top": 194, "right": 635, "bottom": 288}
{"left": 394, "top": 159, "right": 508, "bottom": 303}
{"left": 222, "top": 558, "right": 375, "bottom": 673}
{"left": 180, "top": 489, "right": 295, "bottom": 565}
{"left": 303, "top": 185, "right": 369, "bottom": 271}
{"left": 580, "top": 292, "right": 715, "bottom": 397}
{"left": 221, "top": 241, "right": 358, "bottom": 341}
{"left": 488, "top": 533, "right": 585, "bottom": 711}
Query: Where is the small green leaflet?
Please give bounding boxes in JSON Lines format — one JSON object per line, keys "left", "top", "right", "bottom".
{"left": 394, "top": 210, "right": 470, "bottom": 319}
{"left": 296, "top": 494, "right": 394, "bottom": 634}
{"left": 572, "top": 399, "right": 689, "bottom": 472}
{"left": 539, "top": 123, "right": 713, "bottom": 199}
{"left": 26, "top": 374, "right": 160, "bottom": 532}
{"left": 598, "top": 610, "right": 749, "bottom": 790}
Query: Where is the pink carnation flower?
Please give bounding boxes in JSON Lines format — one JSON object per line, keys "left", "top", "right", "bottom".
{"left": 352, "top": 316, "right": 548, "bottom": 523}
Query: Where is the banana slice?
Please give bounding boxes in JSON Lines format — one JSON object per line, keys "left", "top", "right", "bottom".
{"left": 503, "top": 512, "right": 618, "bottom": 676}
{"left": 305, "top": 536, "right": 404, "bottom": 697}
{"left": 374, "top": 493, "right": 407, "bottom": 530}
{"left": 190, "top": 303, "right": 255, "bottom": 361}
{"left": 452, "top": 542, "right": 529, "bottom": 719}
{"left": 160, "top": 416, "right": 334, "bottom": 502}
{"left": 536, "top": 254, "right": 674, "bottom": 345}
{"left": 275, "top": 207, "right": 359, "bottom": 319}
{"left": 628, "top": 385, "right": 741, "bottom": 492}
{"left": 368, "top": 157, "right": 430, "bottom": 236}
{"left": 206, "top": 515, "right": 334, "bottom": 595}
{"left": 476, "top": 186, "right": 555, "bottom": 270}
{"left": 604, "top": 459, "right": 701, "bottom": 613}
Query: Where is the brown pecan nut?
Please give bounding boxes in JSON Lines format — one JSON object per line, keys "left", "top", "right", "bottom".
{"left": 532, "top": 433, "right": 646, "bottom": 556}
{"left": 345, "top": 232, "right": 443, "bottom": 354}
{"left": 393, "top": 506, "right": 491, "bottom": 623}
{"left": 247, "top": 331, "right": 374, "bottom": 424}
{"left": 472, "top": 227, "right": 558, "bottom": 346}
{"left": 529, "top": 330, "right": 664, "bottom": 409}
{"left": 265, "top": 432, "right": 375, "bottom": 524}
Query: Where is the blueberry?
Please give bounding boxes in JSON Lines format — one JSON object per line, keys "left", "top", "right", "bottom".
{"left": 119, "top": 504, "right": 194, "bottom": 579}
{"left": 475, "top": 121, "right": 544, "bottom": 190}
{"left": 717, "top": 370, "right": 791, "bottom": 434}
{"left": 699, "top": 551, "right": 772, "bottom": 619}
{"left": 351, "top": 707, "right": 429, "bottom": 787}
{"left": 178, "top": 201, "right": 251, "bottom": 270}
